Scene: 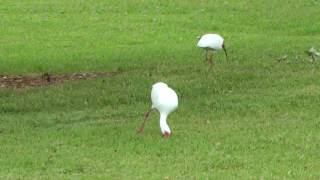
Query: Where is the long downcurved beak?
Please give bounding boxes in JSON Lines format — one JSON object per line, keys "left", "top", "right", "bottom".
{"left": 222, "top": 43, "right": 228, "bottom": 61}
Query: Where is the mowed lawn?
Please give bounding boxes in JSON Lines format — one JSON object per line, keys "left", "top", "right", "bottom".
{"left": 1, "top": 0, "right": 320, "bottom": 179}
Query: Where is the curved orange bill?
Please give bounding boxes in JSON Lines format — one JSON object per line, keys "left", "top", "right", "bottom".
{"left": 222, "top": 43, "right": 228, "bottom": 61}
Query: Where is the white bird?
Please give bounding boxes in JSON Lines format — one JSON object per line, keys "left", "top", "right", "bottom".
{"left": 197, "top": 33, "right": 228, "bottom": 66}
{"left": 138, "top": 82, "right": 178, "bottom": 138}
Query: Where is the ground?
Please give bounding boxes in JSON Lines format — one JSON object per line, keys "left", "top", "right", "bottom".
{"left": 0, "top": 0, "right": 320, "bottom": 179}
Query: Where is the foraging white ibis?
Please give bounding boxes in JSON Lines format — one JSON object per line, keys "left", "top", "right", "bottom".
{"left": 197, "top": 33, "right": 228, "bottom": 66}
{"left": 137, "top": 82, "right": 178, "bottom": 138}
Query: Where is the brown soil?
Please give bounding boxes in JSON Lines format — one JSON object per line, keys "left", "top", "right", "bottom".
{"left": 0, "top": 71, "right": 119, "bottom": 89}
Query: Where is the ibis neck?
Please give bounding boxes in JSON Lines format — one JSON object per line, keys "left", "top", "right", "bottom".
{"left": 160, "top": 112, "right": 170, "bottom": 134}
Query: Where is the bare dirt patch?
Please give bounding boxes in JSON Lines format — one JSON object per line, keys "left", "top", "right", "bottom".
{"left": 0, "top": 71, "right": 119, "bottom": 89}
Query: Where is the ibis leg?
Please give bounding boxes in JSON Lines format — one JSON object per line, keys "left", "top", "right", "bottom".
{"left": 208, "top": 51, "right": 213, "bottom": 67}
{"left": 137, "top": 108, "right": 153, "bottom": 133}
{"left": 205, "top": 49, "right": 208, "bottom": 62}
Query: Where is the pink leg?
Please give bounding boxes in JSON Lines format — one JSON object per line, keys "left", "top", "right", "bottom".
{"left": 137, "top": 108, "right": 153, "bottom": 133}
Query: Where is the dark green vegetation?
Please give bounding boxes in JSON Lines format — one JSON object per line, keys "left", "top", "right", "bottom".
{"left": 1, "top": 0, "right": 320, "bottom": 179}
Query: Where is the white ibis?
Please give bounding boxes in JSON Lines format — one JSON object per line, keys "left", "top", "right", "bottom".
{"left": 197, "top": 33, "right": 228, "bottom": 66}
{"left": 137, "top": 82, "right": 178, "bottom": 138}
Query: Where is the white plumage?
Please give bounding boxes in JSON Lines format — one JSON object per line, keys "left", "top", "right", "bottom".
{"left": 197, "top": 33, "right": 228, "bottom": 66}
{"left": 138, "top": 82, "right": 178, "bottom": 137}
{"left": 197, "top": 34, "right": 224, "bottom": 49}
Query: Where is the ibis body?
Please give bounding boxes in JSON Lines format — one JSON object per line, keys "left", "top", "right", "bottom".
{"left": 197, "top": 33, "right": 228, "bottom": 66}
{"left": 138, "top": 82, "right": 178, "bottom": 137}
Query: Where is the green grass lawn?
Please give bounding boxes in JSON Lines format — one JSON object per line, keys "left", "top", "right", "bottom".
{"left": 1, "top": 0, "right": 320, "bottom": 179}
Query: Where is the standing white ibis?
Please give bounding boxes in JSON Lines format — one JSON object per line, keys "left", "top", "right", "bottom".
{"left": 137, "top": 82, "right": 178, "bottom": 138}
{"left": 197, "top": 33, "right": 228, "bottom": 66}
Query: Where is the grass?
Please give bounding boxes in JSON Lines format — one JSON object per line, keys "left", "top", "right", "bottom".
{"left": 1, "top": 0, "right": 320, "bottom": 179}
